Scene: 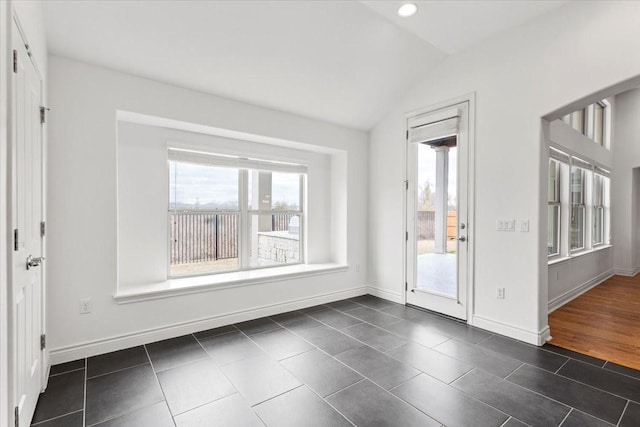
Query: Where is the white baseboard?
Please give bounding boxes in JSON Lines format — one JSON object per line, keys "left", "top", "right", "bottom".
{"left": 367, "top": 285, "right": 403, "bottom": 304}
{"left": 471, "top": 315, "right": 550, "bottom": 346}
{"left": 49, "top": 286, "right": 367, "bottom": 365}
{"left": 548, "top": 269, "right": 614, "bottom": 313}
{"left": 614, "top": 267, "right": 638, "bottom": 277}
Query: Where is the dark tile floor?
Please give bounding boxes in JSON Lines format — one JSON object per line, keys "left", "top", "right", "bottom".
{"left": 32, "top": 295, "right": 640, "bottom": 426}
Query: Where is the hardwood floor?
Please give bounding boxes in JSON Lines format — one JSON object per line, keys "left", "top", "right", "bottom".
{"left": 549, "top": 274, "right": 640, "bottom": 371}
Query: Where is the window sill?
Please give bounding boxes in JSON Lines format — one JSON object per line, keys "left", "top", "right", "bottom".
{"left": 548, "top": 244, "right": 612, "bottom": 266}
{"left": 114, "top": 263, "right": 349, "bottom": 304}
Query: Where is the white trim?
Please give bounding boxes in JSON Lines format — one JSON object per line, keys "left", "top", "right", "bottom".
{"left": 613, "top": 268, "right": 638, "bottom": 277}
{"left": 367, "top": 285, "right": 403, "bottom": 304}
{"left": 116, "top": 263, "right": 348, "bottom": 304}
{"left": 548, "top": 269, "right": 614, "bottom": 313}
{"left": 471, "top": 315, "right": 551, "bottom": 346}
{"left": 51, "top": 285, "right": 367, "bottom": 365}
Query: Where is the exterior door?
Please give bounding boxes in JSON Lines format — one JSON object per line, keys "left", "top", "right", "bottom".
{"left": 406, "top": 102, "right": 469, "bottom": 320}
{"left": 12, "top": 24, "right": 44, "bottom": 427}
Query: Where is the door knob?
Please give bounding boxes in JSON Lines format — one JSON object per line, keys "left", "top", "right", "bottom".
{"left": 26, "top": 255, "right": 45, "bottom": 270}
{"left": 457, "top": 236, "right": 466, "bottom": 242}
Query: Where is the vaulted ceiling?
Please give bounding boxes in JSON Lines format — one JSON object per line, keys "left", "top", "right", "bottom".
{"left": 43, "top": 0, "right": 566, "bottom": 130}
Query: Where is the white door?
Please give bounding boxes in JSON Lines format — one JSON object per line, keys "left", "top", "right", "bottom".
{"left": 406, "top": 102, "right": 469, "bottom": 320}
{"left": 12, "top": 24, "right": 44, "bottom": 427}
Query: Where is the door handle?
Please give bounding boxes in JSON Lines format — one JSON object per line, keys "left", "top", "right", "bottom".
{"left": 26, "top": 255, "right": 45, "bottom": 270}
{"left": 457, "top": 236, "right": 466, "bottom": 242}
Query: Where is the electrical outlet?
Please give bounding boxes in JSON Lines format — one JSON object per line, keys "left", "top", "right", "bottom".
{"left": 496, "top": 288, "right": 505, "bottom": 299}
{"left": 79, "top": 298, "right": 92, "bottom": 314}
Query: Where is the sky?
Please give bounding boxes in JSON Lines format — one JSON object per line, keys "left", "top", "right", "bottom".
{"left": 169, "top": 161, "right": 300, "bottom": 209}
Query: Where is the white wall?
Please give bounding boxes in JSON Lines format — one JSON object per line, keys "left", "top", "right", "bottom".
{"left": 369, "top": 1, "right": 640, "bottom": 344}
{"left": 613, "top": 88, "right": 640, "bottom": 275}
{"left": 47, "top": 55, "right": 369, "bottom": 362}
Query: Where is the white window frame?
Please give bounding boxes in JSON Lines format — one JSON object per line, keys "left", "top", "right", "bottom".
{"left": 569, "top": 163, "right": 587, "bottom": 253}
{"left": 548, "top": 159, "right": 561, "bottom": 257}
{"left": 564, "top": 100, "right": 610, "bottom": 149}
{"left": 168, "top": 149, "right": 307, "bottom": 278}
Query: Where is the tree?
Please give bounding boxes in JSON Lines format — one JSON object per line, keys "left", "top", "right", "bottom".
{"left": 419, "top": 180, "right": 435, "bottom": 211}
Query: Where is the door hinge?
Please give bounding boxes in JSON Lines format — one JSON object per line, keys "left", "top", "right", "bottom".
{"left": 406, "top": 130, "right": 409, "bottom": 141}
{"left": 40, "top": 221, "right": 46, "bottom": 237}
{"left": 405, "top": 180, "right": 408, "bottom": 190}
{"left": 40, "top": 106, "right": 50, "bottom": 124}
{"left": 40, "top": 334, "right": 46, "bottom": 350}
{"left": 13, "top": 49, "right": 17, "bottom": 73}
{"left": 406, "top": 231, "right": 408, "bottom": 241}
{"left": 405, "top": 282, "right": 408, "bottom": 291}
{"left": 14, "top": 406, "right": 18, "bottom": 427}
{"left": 14, "top": 229, "right": 18, "bottom": 251}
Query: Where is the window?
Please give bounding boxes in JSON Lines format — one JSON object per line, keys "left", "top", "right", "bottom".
{"left": 592, "top": 171, "right": 610, "bottom": 246}
{"left": 562, "top": 100, "right": 609, "bottom": 148}
{"left": 548, "top": 159, "right": 561, "bottom": 256}
{"left": 570, "top": 166, "right": 586, "bottom": 251}
{"left": 168, "top": 149, "right": 305, "bottom": 277}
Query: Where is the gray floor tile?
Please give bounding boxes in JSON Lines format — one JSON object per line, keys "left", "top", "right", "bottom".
{"left": 335, "top": 345, "right": 419, "bottom": 390}
{"left": 326, "top": 300, "right": 363, "bottom": 312}
{"left": 387, "top": 342, "right": 472, "bottom": 383}
{"left": 558, "top": 359, "right": 640, "bottom": 402}
{"left": 620, "top": 401, "right": 640, "bottom": 427}
{"left": 294, "top": 324, "right": 363, "bottom": 356}
{"left": 342, "top": 306, "right": 401, "bottom": 327}
{"left": 349, "top": 295, "right": 398, "bottom": 310}
{"left": 87, "top": 346, "right": 149, "bottom": 378}
{"left": 49, "top": 359, "right": 85, "bottom": 376}
{"left": 235, "top": 318, "right": 282, "bottom": 335}
{"left": 254, "top": 386, "right": 351, "bottom": 427}
{"left": 193, "top": 324, "right": 237, "bottom": 340}
{"left": 220, "top": 355, "right": 301, "bottom": 405}
{"left": 174, "top": 393, "right": 263, "bottom": 427}
{"left": 478, "top": 335, "right": 568, "bottom": 372}
{"left": 603, "top": 361, "right": 640, "bottom": 380}
{"left": 434, "top": 338, "right": 522, "bottom": 378}
{"left": 31, "top": 410, "right": 83, "bottom": 427}
{"left": 145, "top": 335, "right": 208, "bottom": 372}
{"left": 280, "top": 349, "right": 362, "bottom": 397}
{"left": 32, "top": 370, "right": 85, "bottom": 424}
{"left": 561, "top": 409, "right": 613, "bottom": 427}
{"left": 507, "top": 364, "right": 627, "bottom": 424}
{"left": 392, "top": 374, "right": 509, "bottom": 427}
{"left": 380, "top": 319, "right": 450, "bottom": 348}
{"left": 85, "top": 364, "right": 164, "bottom": 426}
{"left": 326, "top": 380, "right": 439, "bottom": 427}
{"left": 409, "top": 313, "right": 492, "bottom": 343}
{"left": 271, "top": 311, "right": 324, "bottom": 332}
{"left": 199, "top": 331, "right": 264, "bottom": 365}
{"left": 452, "top": 369, "right": 570, "bottom": 427}
{"left": 542, "top": 344, "right": 606, "bottom": 367}
{"left": 157, "top": 358, "right": 236, "bottom": 415}
{"left": 342, "top": 323, "right": 407, "bottom": 352}
{"left": 249, "top": 328, "right": 314, "bottom": 360}
{"left": 502, "top": 418, "right": 529, "bottom": 427}
{"left": 91, "top": 402, "right": 174, "bottom": 427}
{"left": 307, "top": 308, "right": 363, "bottom": 329}
{"left": 299, "top": 304, "right": 330, "bottom": 314}
{"left": 378, "top": 304, "right": 429, "bottom": 321}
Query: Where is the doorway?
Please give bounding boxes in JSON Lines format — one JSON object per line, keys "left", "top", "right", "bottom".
{"left": 406, "top": 101, "right": 470, "bottom": 320}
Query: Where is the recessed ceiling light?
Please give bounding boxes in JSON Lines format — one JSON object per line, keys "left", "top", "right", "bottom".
{"left": 397, "top": 3, "right": 418, "bottom": 18}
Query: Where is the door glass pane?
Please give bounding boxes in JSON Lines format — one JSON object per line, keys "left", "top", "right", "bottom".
{"left": 249, "top": 214, "right": 301, "bottom": 268}
{"left": 416, "top": 139, "right": 457, "bottom": 298}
